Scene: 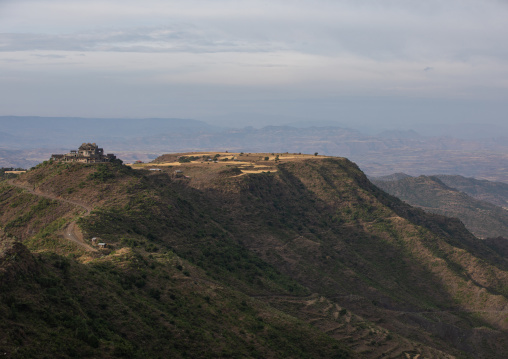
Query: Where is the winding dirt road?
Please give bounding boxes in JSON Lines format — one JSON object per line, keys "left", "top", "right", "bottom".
{"left": 7, "top": 180, "right": 93, "bottom": 212}
{"left": 7, "top": 180, "right": 97, "bottom": 252}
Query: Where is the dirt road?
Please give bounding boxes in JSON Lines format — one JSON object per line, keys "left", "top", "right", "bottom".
{"left": 64, "top": 221, "right": 97, "bottom": 252}
{"left": 7, "top": 180, "right": 92, "bottom": 213}
{"left": 7, "top": 180, "right": 97, "bottom": 252}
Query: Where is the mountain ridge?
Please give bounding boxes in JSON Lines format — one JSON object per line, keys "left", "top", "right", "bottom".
{"left": 372, "top": 174, "right": 508, "bottom": 239}
{"left": 2, "top": 153, "right": 508, "bottom": 357}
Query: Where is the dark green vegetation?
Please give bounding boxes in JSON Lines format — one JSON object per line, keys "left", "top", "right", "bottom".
{"left": 372, "top": 175, "right": 508, "bottom": 239}
{"left": 2, "top": 157, "right": 508, "bottom": 358}
{"left": 1, "top": 239, "right": 347, "bottom": 359}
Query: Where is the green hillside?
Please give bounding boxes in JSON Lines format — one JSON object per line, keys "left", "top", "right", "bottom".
{"left": 1, "top": 154, "right": 508, "bottom": 358}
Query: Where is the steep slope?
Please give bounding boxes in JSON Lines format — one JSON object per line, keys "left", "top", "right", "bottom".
{"left": 372, "top": 175, "right": 508, "bottom": 239}
{"left": 0, "top": 162, "right": 353, "bottom": 359}
{"left": 1, "top": 156, "right": 508, "bottom": 358}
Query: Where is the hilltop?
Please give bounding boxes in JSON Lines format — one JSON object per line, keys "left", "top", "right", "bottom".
{"left": 1, "top": 153, "right": 508, "bottom": 358}
{"left": 4, "top": 117, "right": 508, "bottom": 183}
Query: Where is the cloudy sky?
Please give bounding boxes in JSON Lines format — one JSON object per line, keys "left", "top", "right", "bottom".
{"left": 1, "top": 0, "right": 507, "bottom": 133}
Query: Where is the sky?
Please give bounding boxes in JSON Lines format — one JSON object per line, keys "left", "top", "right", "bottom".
{"left": 1, "top": 0, "right": 508, "bottom": 134}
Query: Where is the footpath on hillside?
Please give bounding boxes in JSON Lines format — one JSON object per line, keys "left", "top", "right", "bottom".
{"left": 7, "top": 179, "right": 97, "bottom": 252}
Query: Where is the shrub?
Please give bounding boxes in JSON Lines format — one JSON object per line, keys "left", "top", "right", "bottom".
{"left": 87, "top": 164, "right": 114, "bottom": 182}
{"left": 178, "top": 156, "right": 200, "bottom": 163}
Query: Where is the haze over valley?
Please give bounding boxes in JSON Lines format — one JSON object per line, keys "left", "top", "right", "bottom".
{"left": 3, "top": 116, "right": 508, "bottom": 183}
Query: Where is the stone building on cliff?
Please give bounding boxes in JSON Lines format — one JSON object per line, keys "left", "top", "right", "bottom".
{"left": 51, "top": 143, "right": 116, "bottom": 163}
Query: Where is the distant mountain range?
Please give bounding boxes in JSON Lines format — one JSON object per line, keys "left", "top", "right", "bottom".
{"left": 2, "top": 116, "right": 508, "bottom": 182}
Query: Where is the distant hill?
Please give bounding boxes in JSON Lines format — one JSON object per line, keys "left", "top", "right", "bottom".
{"left": 434, "top": 174, "right": 508, "bottom": 208}
{"left": 369, "top": 172, "right": 412, "bottom": 182}
{"left": 372, "top": 175, "right": 508, "bottom": 239}
{"left": 2, "top": 153, "right": 508, "bottom": 357}
{"left": 376, "top": 130, "right": 422, "bottom": 139}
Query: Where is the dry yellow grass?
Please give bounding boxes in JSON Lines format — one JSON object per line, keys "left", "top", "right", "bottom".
{"left": 128, "top": 162, "right": 181, "bottom": 168}
{"left": 127, "top": 152, "right": 332, "bottom": 179}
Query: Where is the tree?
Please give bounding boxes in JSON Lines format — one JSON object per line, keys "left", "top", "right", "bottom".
{"left": 314, "top": 152, "right": 318, "bottom": 156}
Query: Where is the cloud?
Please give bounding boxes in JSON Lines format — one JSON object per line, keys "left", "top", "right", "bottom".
{"left": 0, "top": 26, "right": 285, "bottom": 54}
{"left": 32, "top": 54, "right": 67, "bottom": 59}
{"left": 1, "top": 0, "right": 508, "bottom": 122}
{"left": 2, "top": 0, "right": 508, "bottom": 61}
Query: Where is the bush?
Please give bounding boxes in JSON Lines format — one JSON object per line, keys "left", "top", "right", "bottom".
{"left": 87, "top": 164, "right": 114, "bottom": 182}
{"left": 149, "top": 288, "right": 161, "bottom": 300}
{"left": 178, "top": 156, "right": 200, "bottom": 163}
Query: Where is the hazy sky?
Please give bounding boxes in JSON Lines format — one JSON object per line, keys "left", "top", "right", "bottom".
{"left": 1, "top": 0, "right": 507, "bottom": 133}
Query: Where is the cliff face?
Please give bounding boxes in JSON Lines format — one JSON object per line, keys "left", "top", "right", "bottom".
{"left": 1, "top": 156, "right": 508, "bottom": 358}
